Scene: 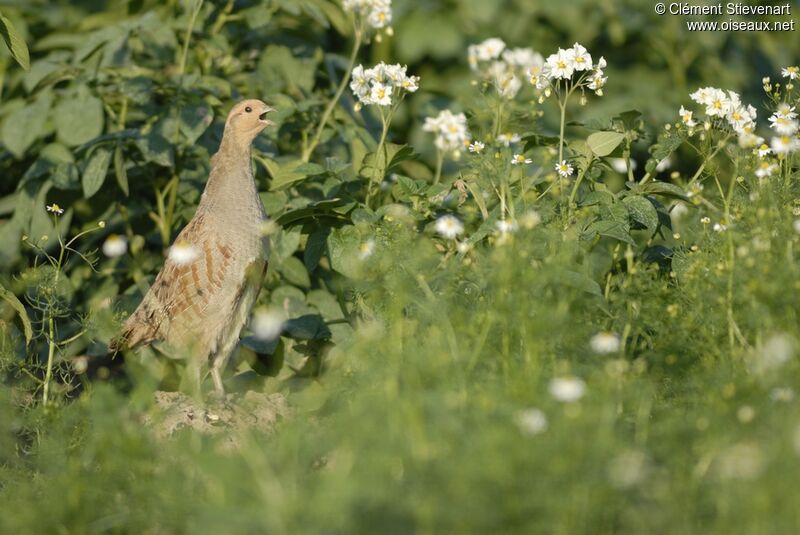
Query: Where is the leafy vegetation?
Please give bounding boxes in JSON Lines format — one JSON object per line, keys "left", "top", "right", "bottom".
{"left": 1, "top": 0, "right": 799, "bottom": 532}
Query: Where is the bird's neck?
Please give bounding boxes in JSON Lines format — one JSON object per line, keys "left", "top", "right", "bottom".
{"left": 201, "top": 143, "right": 264, "bottom": 225}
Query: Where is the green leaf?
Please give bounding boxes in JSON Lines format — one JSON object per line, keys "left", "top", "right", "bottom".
{"left": 558, "top": 271, "right": 603, "bottom": 297}
{"left": 0, "top": 283, "right": 32, "bottom": 344}
{"left": 304, "top": 229, "right": 329, "bottom": 272}
{"left": 327, "top": 225, "right": 362, "bottom": 278}
{"left": 587, "top": 131, "right": 625, "bottom": 157}
{"left": 580, "top": 190, "right": 616, "bottom": 207}
{"left": 585, "top": 219, "right": 635, "bottom": 245}
{"left": 179, "top": 104, "right": 213, "bottom": 144}
{"left": 285, "top": 314, "right": 331, "bottom": 340}
{"left": 0, "top": 13, "right": 30, "bottom": 70}
{"left": 54, "top": 90, "right": 104, "bottom": 146}
{"left": 633, "top": 181, "right": 689, "bottom": 202}
{"left": 114, "top": 143, "right": 129, "bottom": 196}
{"left": 361, "top": 143, "right": 416, "bottom": 181}
{"left": 279, "top": 256, "right": 311, "bottom": 288}
{"left": 82, "top": 146, "right": 113, "bottom": 198}
{"left": 267, "top": 159, "right": 326, "bottom": 190}
{"left": 622, "top": 195, "right": 659, "bottom": 231}
{"left": 272, "top": 227, "right": 303, "bottom": 263}
{"left": 1, "top": 93, "right": 53, "bottom": 157}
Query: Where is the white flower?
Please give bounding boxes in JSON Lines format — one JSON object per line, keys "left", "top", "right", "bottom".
{"left": 369, "top": 82, "right": 392, "bottom": 106}
{"left": 757, "top": 144, "right": 772, "bottom": 158}
{"left": 367, "top": 3, "right": 391, "bottom": 28}
{"left": 515, "top": 408, "right": 548, "bottom": 435}
{"left": 755, "top": 161, "right": 778, "bottom": 179}
{"left": 343, "top": 0, "right": 392, "bottom": 30}
{"left": 737, "top": 132, "right": 763, "bottom": 149}
{"left": 769, "top": 114, "right": 799, "bottom": 136}
{"left": 570, "top": 42, "right": 592, "bottom": 72}
{"left": 434, "top": 215, "right": 464, "bottom": 239}
{"left": 251, "top": 308, "right": 285, "bottom": 340}
{"left": 587, "top": 71, "right": 607, "bottom": 93}
{"left": 350, "top": 65, "right": 370, "bottom": 98}
{"left": 679, "top": 105, "right": 697, "bottom": 128}
{"left": 424, "top": 109, "right": 471, "bottom": 153}
{"left": 555, "top": 160, "right": 574, "bottom": 177}
{"left": 520, "top": 210, "right": 542, "bottom": 229}
{"left": 769, "top": 387, "right": 796, "bottom": 402}
{"left": 782, "top": 66, "right": 799, "bottom": 80}
{"left": 502, "top": 48, "right": 543, "bottom": 71}
{"left": 590, "top": 332, "right": 621, "bottom": 354}
{"left": 102, "top": 235, "right": 127, "bottom": 258}
{"left": 704, "top": 88, "right": 729, "bottom": 117}
{"left": 655, "top": 157, "right": 672, "bottom": 173}
{"left": 468, "top": 37, "right": 506, "bottom": 65}
{"left": 46, "top": 203, "right": 64, "bottom": 215}
{"left": 713, "top": 223, "right": 727, "bottom": 232}
{"left": 549, "top": 376, "right": 586, "bottom": 403}
{"left": 496, "top": 132, "right": 521, "bottom": 147}
{"left": 468, "top": 141, "right": 485, "bottom": 153}
{"left": 511, "top": 153, "right": 532, "bottom": 165}
{"left": 775, "top": 104, "right": 798, "bottom": 121}
{"left": 168, "top": 241, "right": 199, "bottom": 266}
{"left": 610, "top": 158, "right": 636, "bottom": 174}
{"left": 755, "top": 333, "right": 795, "bottom": 372}
{"left": 495, "top": 219, "right": 518, "bottom": 234}
{"left": 689, "top": 87, "right": 713, "bottom": 106}
{"left": 771, "top": 135, "right": 800, "bottom": 155}
{"left": 545, "top": 48, "right": 575, "bottom": 79}
{"left": 351, "top": 62, "right": 418, "bottom": 106}
{"left": 400, "top": 74, "right": 420, "bottom": 93}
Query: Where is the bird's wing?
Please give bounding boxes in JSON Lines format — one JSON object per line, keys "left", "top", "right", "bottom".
{"left": 114, "top": 213, "right": 237, "bottom": 351}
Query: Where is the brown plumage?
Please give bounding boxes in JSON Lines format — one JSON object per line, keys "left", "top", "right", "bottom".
{"left": 113, "top": 99, "right": 275, "bottom": 395}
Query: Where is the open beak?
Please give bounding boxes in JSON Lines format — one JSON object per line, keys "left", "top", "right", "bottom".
{"left": 259, "top": 106, "right": 275, "bottom": 126}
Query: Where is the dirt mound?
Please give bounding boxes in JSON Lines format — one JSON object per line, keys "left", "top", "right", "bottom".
{"left": 145, "top": 390, "right": 289, "bottom": 448}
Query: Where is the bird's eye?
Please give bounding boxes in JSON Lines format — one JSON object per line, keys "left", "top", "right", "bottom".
{"left": 245, "top": 106, "right": 252, "bottom": 113}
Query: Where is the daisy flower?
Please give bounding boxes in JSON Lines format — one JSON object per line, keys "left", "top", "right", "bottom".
{"left": 549, "top": 377, "right": 586, "bottom": 403}
{"left": 46, "top": 203, "right": 64, "bottom": 215}
{"left": 555, "top": 160, "right": 574, "bottom": 177}
{"left": 434, "top": 215, "right": 464, "bottom": 239}
{"left": 468, "top": 141, "right": 485, "bottom": 153}
{"left": 511, "top": 154, "right": 532, "bottom": 165}
{"left": 496, "top": 132, "right": 521, "bottom": 147}
{"left": 102, "top": 235, "right": 128, "bottom": 258}
{"left": 590, "top": 332, "right": 621, "bottom": 354}
{"left": 771, "top": 135, "right": 800, "bottom": 155}
{"left": 782, "top": 66, "right": 799, "bottom": 80}
{"left": 515, "top": 408, "right": 548, "bottom": 435}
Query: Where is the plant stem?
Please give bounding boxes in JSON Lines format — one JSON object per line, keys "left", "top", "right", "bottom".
{"left": 687, "top": 134, "right": 731, "bottom": 187}
{"left": 567, "top": 160, "right": 591, "bottom": 220}
{"left": 366, "top": 111, "right": 392, "bottom": 207}
{"left": 433, "top": 150, "right": 444, "bottom": 185}
{"left": 303, "top": 24, "right": 363, "bottom": 162}
{"left": 178, "top": 0, "right": 203, "bottom": 78}
{"left": 42, "top": 314, "right": 55, "bottom": 406}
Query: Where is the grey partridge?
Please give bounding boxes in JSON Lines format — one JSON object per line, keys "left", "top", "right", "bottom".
{"left": 115, "top": 99, "right": 274, "bottom": 395}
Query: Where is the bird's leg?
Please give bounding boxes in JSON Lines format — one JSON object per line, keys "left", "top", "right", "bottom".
{"left": 210, "top": 364, "right": 226, "bottom": 397}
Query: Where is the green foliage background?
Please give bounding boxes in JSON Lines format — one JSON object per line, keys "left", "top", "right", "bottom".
{"left": 0, "top": 0, "right": 799, "bottom": 532}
